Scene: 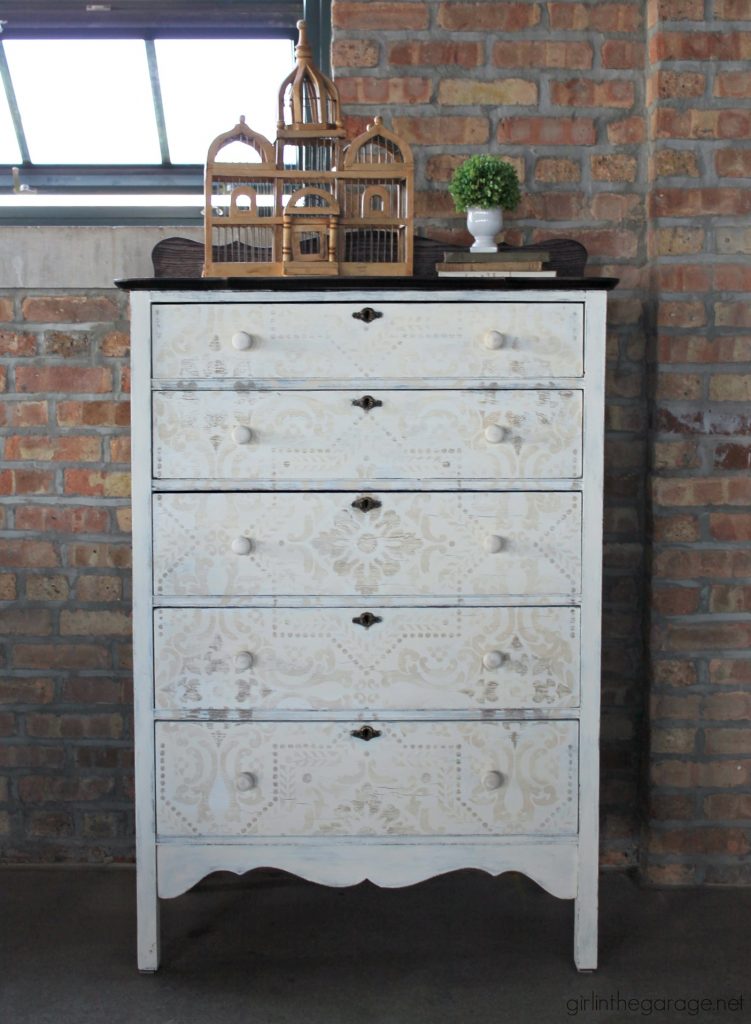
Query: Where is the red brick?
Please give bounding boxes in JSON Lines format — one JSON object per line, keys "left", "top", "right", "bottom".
{"left": 644, "top": 864, "right": 697, "bottom": 886}
{"left": 551, "top": 79, "right": 635, "bottom": 109}
{"left": 493, "top": 40, "right": 593, "bottom": 70}
{"left": 651, "top": 759, "right": 751, "bottom": 788}
{"left": 652, "top": 187, "right": 751, "bottom": 217}
{"left": 704, "top": 794, "right": 751, "bottom": 819}
{"left": 601, "top": 40, "right": 644, "bottom": 68}
{"left": 0, "top": 539, "right": 59, "bottom": 568}
{"left": 0, "top": 572, "right": 16, "bottom": 599}
{"left": 67, "top": 543, "right": 132, "bottom": 569}
{"left": 337, "top": 76, "right": 431, "bottom": 105}
{"left": 10, "top": 400, "right": 48, "bottom": 426}
{"left": 0, "top": 331, "right": 36, "bottom": 356}
{"left": 60, "top": 610, "right": 131, "bottom": 637}
{"left": 21, "top": 295, "right": 119, "bottom": 323}
{"left": 709, "top": 374, "right": 751, "bottom": 400}
{"left": 716, "top": 149, "right": 751, "bottom": 177}
{"left": 652, "top": 659, "right": 699, "bottom": 686}
{"left": 26, "top": 712, "right": 124, "bottom": 739}
{"left": 63, "top": 469, "right": 130, "bottom": 497}
{"left": 656, "top": 265, "right": 710, "bottom": 292}
{"left": 438, "top": 79, "right": 537, "bottom": 105}
{"left": 655, "top": 370, "right": 702, "bottom": 398}
{"left": 392, "top": 115, "right": 489, "bottom": 145}
{"left": 652, "top": 514, "right": 700, "bottom": 542}
{"left": 14, "top": 505, "right": 109, "bottom": 534}
{"left": 657, "top": 0, "right": 705, "bottom": 17}
{"left": 548, "top": 2, "right": 642, "bottom": 30}
{"left": 332, "top": 39, "right": 380, "bottom": 68}
{"left": 388, "top": 40, "right": 482, "bottom": 67}
{"left": 0, "top": 607, "right": 52, "bottom": 635}
{"left": 534, "top": 158, "right": 581, "bottom": 183}
{"left": 0, "top": 297, "right": 14, "bottom": 320}
{"left": 18, "top": 776, "right": 114, "bottom": 802}
{"left": 56, "top": 400, "right": 130, "bottom": 427}
{"left": 333, "top": 2, "right": 429, "bottom": 29}
{"left": 44, "top": 331, "right": 91, "bottom": 358}
{"left": 709, "top": 584, "right": 751, "bottom": 612}
{"left": 704, "top": 693, "right": 751, "bottom": 721}
{"left": 659, "top": 622, "right": 751, "bottom": 651}
{"left": 25, "top": 574, "right": 69, "bottom": 601}
{"left": 652, "top": 31, "right": 751, "bottom": 60}
{"left": 591, "top": 153, "right": 638, "bottom": 182}
{"left": 656, "top": 70, "right": 706, "bottom": 98}
{"left": 0, "top": 678, "right": 55, "bottom": 705}
{"left": 654, "top": 226, "right": 704, "bottom": 256}
{"left": 710, "top": 514, "right": 751, "bottom": 541}
{"left": 15, "top": 366, "right": 112, "bottom": 395}
{"left": 715, "top": 303, "right": 751, "bottom": 328}
{"left": 109, "top": 437, "right": 130, "bottom": 463}
{"left": 12, "top": 644, "right": 110, "bottom": 670}
{"left": 590, "top": 193, "right": 644, "bottom": 222}
{"left": 5, "top": 435, "right": 101, "bottom": 462}
{"left": 714, "top": 71, "right": 751, "bottom": 98}
{"left": 654, "top": 477, "right": 751, "bottom": 507}
{"left": 714, "top": 444, "right": 751, "bottom": 470}
{"left": 438, "top": 2, "right": 541, "bottom": 30}
{"left": 497, "top": 116, "right": 595, "bottom": 145}
{"left": 653, "top": 441, "right": 700, "bottom": 470}
{"left": 658, "top": 335, "right": 751, "bottom": 362}
{"left": 715, "top": 0, "right": 751, "bottom": 16}
{"left": 607, "top": 116, "right": 645, "bottom": 144}
{"left": 653, "top": 149, "right": 700, "bottom": 178}
{"left": 652, "top": 586, "right": 701, "bottom": 615}
{"left": 709, "top": 659, "right": 751, "bottom": 684}
{"left": 0, "top": 469, "right": 55, "bottom": 495}
{"left": 649, "top": 828, "right": 750, "bottom": 856}
{"left": 653, "top": 547, "right": 751, "bottom": 578}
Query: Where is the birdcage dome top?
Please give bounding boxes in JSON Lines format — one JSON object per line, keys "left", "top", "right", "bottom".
{"left": 277, "top": 20, "right": 344, "bottom": 136}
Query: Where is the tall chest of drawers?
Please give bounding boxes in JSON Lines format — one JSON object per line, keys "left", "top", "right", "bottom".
{"left": 125, "top": 279, "right": 611, "bottom": 972}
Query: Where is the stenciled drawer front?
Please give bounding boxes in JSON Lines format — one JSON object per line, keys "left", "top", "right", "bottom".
{"left": 152, "top": 491, "right": 581, "bottom": 599}
{"left": 154, "top": 606, "right": 581, "bottom": 711}
{"left": 155, "top": 720, "right": 578, "bottom": 838}
{"left": 151, "top": 300, "right": 583, "bottom": 380}
{"left": 153, "top": 389, "right": 582, "bottom": 482}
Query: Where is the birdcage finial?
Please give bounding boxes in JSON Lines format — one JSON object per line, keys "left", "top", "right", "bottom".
{"left": 295, "top": 19, "right": 312, "bottom": 61}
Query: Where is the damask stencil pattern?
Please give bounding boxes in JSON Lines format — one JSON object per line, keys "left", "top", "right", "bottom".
{"left": 153, "top": 389, "right": 582, "bottom": 482}
{"left": 152, "top": 491, "right": 582, "bottom": 598}
{"left": 156, "top": 720, "right": 579, "bottom": 838}
{"left": 153, "top": 606, "right": 580, "bottom": 711}
{"left": 152, "top": 300, "right": 583, "bottom": 380}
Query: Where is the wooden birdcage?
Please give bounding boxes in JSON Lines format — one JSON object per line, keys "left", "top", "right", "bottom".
{"left": 203, "top": 20, "right": 413, "bottom": 277}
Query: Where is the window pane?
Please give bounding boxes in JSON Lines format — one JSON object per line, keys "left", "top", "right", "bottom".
{"left": 155, "top": 39, "right": 293, "bottom": 165}
{"left": 0, "top": 82, "right": 21, "bottom": 163}
{"left": 4, "top": 40, "right": 160, "bottom": 163}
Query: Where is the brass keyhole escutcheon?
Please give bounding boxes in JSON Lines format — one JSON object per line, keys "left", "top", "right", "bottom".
{"left": 352, "top": 612, "right": 382, "bottom": 629}
{"left": 351, "top": 495, "right": 382, "bottom": 513}
{"left": 352, "top": 307, "right": 383, "bottom": 324}
{"left": 351, "top": 725, "right": 381, "bottom": 741}
{"left": 352, "top": 395, "right": 383, "bottom": 412}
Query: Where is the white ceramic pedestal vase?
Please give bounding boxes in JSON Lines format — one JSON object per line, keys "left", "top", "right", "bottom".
{"left": 467, "top": 207, "right": 503, "bottom": 253}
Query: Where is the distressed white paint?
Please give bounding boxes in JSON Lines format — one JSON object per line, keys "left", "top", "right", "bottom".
{"left": 153, "top": 605, "right": 581, "bottom": 712}
{"left": 131, "top": 284, "right": 606, "bottom": 971}
{"left": 153, "top": 388, "right": 583, "bottom": 482}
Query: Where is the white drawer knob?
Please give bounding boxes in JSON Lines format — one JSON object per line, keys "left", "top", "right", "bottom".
{"left": 483, "top": 650, "right": 505, "bottom": 670}
{"left": 483, "top": 770, "right": 505, "bottom": 791}
{"left": 484, "top": 534, "right": 505, "bottom": 554}
{"left": 484, "top": 424, "right": 506, "bottom": 444}
{"left": 236, "top": 771, "right": 257, "bottom": 791}
{"left": 232, "top": 425, "right": 253, "bottom": 445}
{"left": 231, "top": 536, "right": 253, "bottom": 556}
{"left": 484, "top": 330, "right": 505, "bottom": 350}
{"left": 231, "top": 331, "right": 253, "bottom": 351}
{"left": 235, "top": 651, "right": 254, "bottom": 670}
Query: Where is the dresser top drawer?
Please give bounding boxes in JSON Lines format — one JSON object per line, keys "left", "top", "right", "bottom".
{"left": 151, "top": 300, "right": 584, "bottom": 381}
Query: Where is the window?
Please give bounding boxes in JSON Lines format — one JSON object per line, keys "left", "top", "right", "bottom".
{"left": 0, "top": 1, "right": 332, "bottom": 223}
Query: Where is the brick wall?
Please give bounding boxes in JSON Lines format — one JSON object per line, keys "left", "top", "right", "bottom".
{"left": 0, "top": 1, "right": 748, "bottom": 879}
{"left": 0, "top": 290, "right": 135, "bottom": 861}
{"left": 645, "top": 0, "right": 751, "bottom": 885}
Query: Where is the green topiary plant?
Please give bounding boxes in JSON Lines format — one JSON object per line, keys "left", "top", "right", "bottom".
{"left": 448, "top": 154, "right": 521, "bottom": 213}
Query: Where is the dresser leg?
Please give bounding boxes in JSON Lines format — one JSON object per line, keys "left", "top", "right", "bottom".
{"left": 137, "top": 867, "right": 161, "bottom": 972}
{"left": 574, "top": 889, "right": 598, "bottom": 972}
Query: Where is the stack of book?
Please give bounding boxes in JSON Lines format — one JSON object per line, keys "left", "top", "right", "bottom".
{"left": 437, "top": 250, "right": 555, "bottom": 277}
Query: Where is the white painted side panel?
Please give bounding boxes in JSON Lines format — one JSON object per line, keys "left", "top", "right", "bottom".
{"left": 153, "top": 389, "right": 583, "bottom": 482}
{"left": 152, "top": 300, "right": 584, "bottom": 380}
{"left": 155, "top": 720, "right": 579, "bottom": 838}
{"left": 153, "top": 606, "right": 581, "bottom": 711}
{"left": 152, "top": 491, "right": 582, "bottom": 599}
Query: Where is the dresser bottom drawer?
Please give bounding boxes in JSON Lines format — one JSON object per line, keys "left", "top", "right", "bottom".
{"left": 156, "top": 720, "right": 578, "bottom": 839}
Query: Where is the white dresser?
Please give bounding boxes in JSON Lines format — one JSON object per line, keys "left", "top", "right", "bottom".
{"left": 126, "top": 280, "right": 611, "bottom": 972}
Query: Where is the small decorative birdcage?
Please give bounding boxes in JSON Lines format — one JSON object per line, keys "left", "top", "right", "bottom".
{"left": 203, "top": 20, "right": 414, "bottom": 277}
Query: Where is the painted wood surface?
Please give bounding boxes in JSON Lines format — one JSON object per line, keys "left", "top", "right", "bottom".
{"left": 152, "top": 491, "right": 582, "bottom": 599}
{"left": 151, "top": 300, "right": 583, "bottom": 380}
{"left": 153, "top": 606, "right": 581, "bottom": 711}
{"left": 155, "top": 719, "right": 579, "bottom": 838}
{"left": 152, "top": 388, "right": 582, "bottom": 482}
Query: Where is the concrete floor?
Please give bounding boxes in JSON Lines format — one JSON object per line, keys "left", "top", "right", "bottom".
{"left": 0, "top": 868, "right": 748, "bottom": 1024}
